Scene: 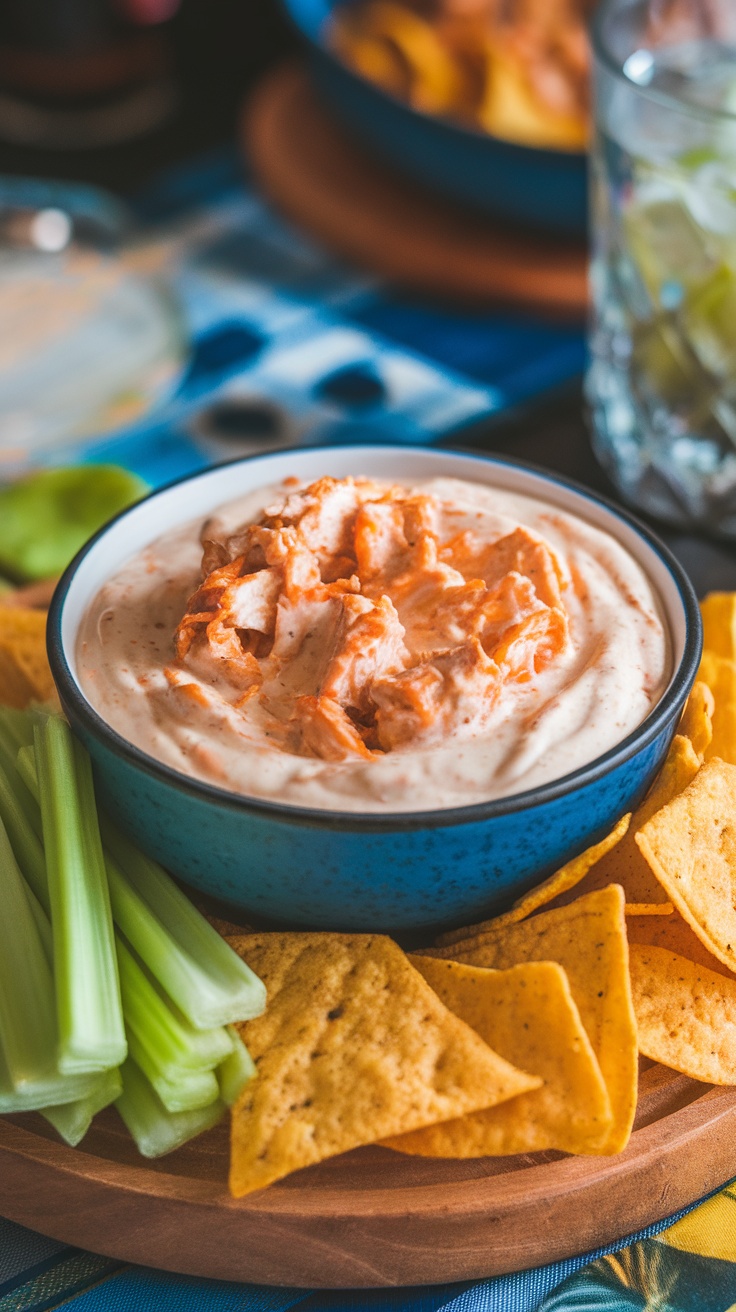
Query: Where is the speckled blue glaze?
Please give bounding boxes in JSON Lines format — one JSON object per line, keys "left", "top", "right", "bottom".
{"left": 284, "top": 0, "right": 588, "bottom": 236}
{"left": 64, "top": 713, "right": 674, "bottom": 934}
{"left": 48, "top": 446, "right": 701, "bottom": 936}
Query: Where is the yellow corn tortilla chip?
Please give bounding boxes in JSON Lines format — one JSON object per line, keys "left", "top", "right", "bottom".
{"left": 636, "top": 757, "right": 736, "bottom": 974}
{"left": 627, "top": 909, "right": 732, "bottom": 978}
{"left": 630, "top": 945, "right": 736, "bottom": 1083}
{"left": 383, "top": 956, "right": 612, "bottom": 1157}
{"left": 537, "top": 735, "right": 701, "bottom": 916}
{"left": 624, "top": 903, "right": 673, "bottom": 916}
{"left": 227, "top": 932, "right": 538, "bottom": 1197}
{"left": 678, "top": 680, "right": 714, "bottom": 762}
{"left": 425, "top": 886, "right": 637, "bottom": 1154}
{"left": 701, "top": 592, "right": 736, "bottom": 660}
{"left": 437, "top": 813, "right": 630, "bottom": 946}
{"left": 0, "top": 606, "right": 57, "bottom": 708}
{"left": 698, "top": 650, "right": 736, "bottom": 765}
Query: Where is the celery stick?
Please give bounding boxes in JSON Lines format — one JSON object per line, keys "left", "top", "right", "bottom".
{"left": 15, "top": 744, "right": 40, "bottom": 807}
{"left": 0, "top": 731, "right": 20, "bottom": 786}
{"left": 25, "top": 879, "right": 53, "bottom": 964}
{"left": 125, "top": 1030, "right": 220, "bottom": 1113}
{"left": 42, "top": 1066, "right": 122, "bottom": 1147}
{"left": 0, "top": 706, "right": 34, "bottom": 750}
{"left": 34, "top": 718, "right": 126, "bottom": 1074}
{"left": 0, "top": 817, "right": 57, "bottom": 1089}
{"left": 117, "top": 937, "right": 234, "bottom": 1075}
{"left": 0, "top": 863, "right": 98, "bottom": 1110}
{"left": 0, "top": 1041, "right": 104, "bottom": 1112}
{"left": 217, "top": 1028, "right": 257, "bottom": 1107}
{"left": 17, "top": 739, "right": 259, "bottom": 1043}
{"left": 0, "top": 720, "right": 38, "bottom": 829}
{"left": 101, "top": 819, "right": 266, "bottom": 1028}
{"left": 0, "top": 764, "right": 47, "bottom": 908}
{"left": 116, "top": 1058, "right": 224, "bottom": 1158}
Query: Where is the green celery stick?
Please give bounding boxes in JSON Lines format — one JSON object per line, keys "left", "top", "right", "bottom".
{"left": 217, "top": 1028, "right": 257, "bottom": 1107}
{"left": 101, "top": 819, "right": 266, "bottom": 1028}
{"left": 17, "top": 738, "right": 259, "bottom": 1049}
{"left": 125, "top": 1030, "right": 220, "bottom": 1113}
{"left": 0, "top": 717, "right": 34, "bottom": 794}
{"left": 0, "top": 863, "right": 99, "bottom": 1109}
{"left": 116, "top": 1058, "right": 224, "bottom": 1158}
{"left": 0, "top": 816, "right": 57, "bottom": 1089}
{"left": 117, "top": 936, "right": 234, "bottom": 1075}
{"left": 0, "top": 763, "right": 47, "bottom": 908}
{"left": 25, "top": 878, "right": 53, "bottom": 963}
{"left": 42, "top": 1066, "right": 123, "bottom": 1147}
{"left": 105, "top": 849, "right": 255, "bottom": 1036}
{"left": 0, "top": 707, "right": 34, "bottom": 751}
{"left": 0, "top": 733, "right": 18, "bottom": 784}
{"left": 15, "top": 744, "right": 40, "bottom": 810}
{"left": 34, "top": 717, "right": 126, "bottom": 1074}
{"left": 0, "top": 1042, "right": 104, "bottom": 1112}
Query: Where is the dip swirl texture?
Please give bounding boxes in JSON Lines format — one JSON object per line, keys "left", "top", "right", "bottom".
{"left": 77, "top": 475, "right": 670, "bottom": 812}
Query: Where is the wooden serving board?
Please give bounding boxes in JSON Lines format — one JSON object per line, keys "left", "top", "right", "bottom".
{"left": 2, "top": 1063, "right": 736, "bottom": 1288}
{"left": 243, "top": 63, "right": 587, "bottom": 318}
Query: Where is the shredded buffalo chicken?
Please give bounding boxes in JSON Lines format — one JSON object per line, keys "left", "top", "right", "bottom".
{"left": 169, "top": 477, "right": 570, "bottom": 763}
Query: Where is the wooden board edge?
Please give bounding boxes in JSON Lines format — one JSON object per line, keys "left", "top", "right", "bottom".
{"left": 2, "top": 1087, "right": 736, "bottom": 1286}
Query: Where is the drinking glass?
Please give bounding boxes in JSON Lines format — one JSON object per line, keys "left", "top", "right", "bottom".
{"left": 587, "top": 0, "right": 736, "bottom": 533}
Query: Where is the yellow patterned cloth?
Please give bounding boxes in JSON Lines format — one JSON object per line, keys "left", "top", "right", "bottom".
{"left": 539, "top": 1182, "right": 736, "bottom": 1309}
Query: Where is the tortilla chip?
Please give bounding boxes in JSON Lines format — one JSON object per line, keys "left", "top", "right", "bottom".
{"left": 678, "top": 680, "right": 714, "bottom": 762}
{"left": 437, "top": 813, "right": 631, "bottom": 946}
{"left": 535, "top": 735, "right": 701, "bottom": 916}
{"left": 698, "top": 650, "right": 736, "bottom": 765}
{"left": 701, "top": 592, "right": 736, "bottom": 661}
{"left": 0, "top": 606, "right": 57, "bottom": 708}
{"left": 425, "top": 886, "right": 637, "bottom": 1153}
{"left": 624, "top": 903, "right": 673, "bottom": 916}
{"left": 636, "top": 757, "right": 736, "bottom": 974}
{"left": 383, "top": 957, "right": 612, "bottom": 1157}
{"left": 627, "top": 910, "right": 732, "bottom": 978}
{"left": 630, "top": 945, "right": 736, "bottom": 1083}
{"left": 227, "top": 932, "right": 538, "bottom": 1196}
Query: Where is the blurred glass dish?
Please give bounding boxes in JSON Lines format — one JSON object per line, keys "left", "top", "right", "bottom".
{"left": 587, "top": 0, "right": 736, "bottom": 533}
{"left": 0, "top": 179, "right": 186, "bottom": 470}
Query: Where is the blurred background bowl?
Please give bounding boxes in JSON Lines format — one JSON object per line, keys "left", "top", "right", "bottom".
{"left": 286, "top": 0, "right": 588, "bottom": 236}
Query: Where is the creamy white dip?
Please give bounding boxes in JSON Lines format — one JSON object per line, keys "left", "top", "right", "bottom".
{"left": 76, "top": 476, "right": 670, "bottom": 812}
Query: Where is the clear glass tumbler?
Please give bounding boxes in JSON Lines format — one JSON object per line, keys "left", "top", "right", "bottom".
{"left": 587, "top": 0, "right": 736, "bottom": 533}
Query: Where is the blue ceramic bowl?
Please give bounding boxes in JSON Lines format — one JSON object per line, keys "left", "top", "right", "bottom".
{"left": 285, "top": 0, "right": 588, "bottom": 236}
{"left": 48, "top": 446, "right": 700, "bottom": 935}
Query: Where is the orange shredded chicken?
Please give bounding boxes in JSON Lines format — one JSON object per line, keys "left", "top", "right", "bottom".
{"left": 172, "top": 476, "right": 570, "bottom": 763}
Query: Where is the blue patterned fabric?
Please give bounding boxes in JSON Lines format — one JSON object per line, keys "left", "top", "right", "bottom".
{"left": 6, "top": 1194, "right": 736, "bottom": 1312}
{"left": 43, "top": 147, "right": 584, "bottom": 484}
